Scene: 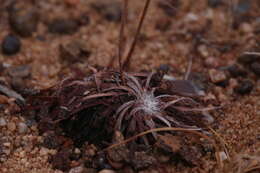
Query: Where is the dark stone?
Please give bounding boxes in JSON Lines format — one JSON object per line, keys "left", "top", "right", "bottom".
{"left": 48, "top": 18, "right": 79, "bottom": 35}
{"left": 234, "top": 0, "right": 251, "bottom": 15}
{"left": 157, "top": 0, "right": 179, "bottom": 16}
{"left": 59, "top": 39, "right": 91, "bottom": 63}
{"left": 234, "top": 80, "right": 253, "bottom": 95}
{"left": 42, "top": 132, "right": 63, "bottom": 149}
{"left": 227, "top": 64, "right": 247, "bottom": 77}
{"left": 0, "top": 63, "right": 5, "bottom": 74}
{"left": 104, "top": 6, "right": 121, "bottom": 22}
{"left": 10, "top": 77, "right": 26, "bottom": 93}
{"left": 93, "top": 153, "right": 112, "bottom": 170}
{"left": 35, "top": 35, "right": 46, "bottom": 42}
{"left": 237, "top": 53, "right": 260, "bottom": 64}
{"left": 208, "top": 0, "right": 223, "bottom": 8}
{"left": 91, "top": 1, "right": 121, "bottom": 22}
{"left": 216, "top": 80, "right": 229, "bottom": 88}
{"left": 79, "top": 14, "right": 90, "bottom": 26}
{"left": 232, "top": 0, "right": 252, "bottom": 28}
{"left": 157, "top": 64, "right": 171, "bottom": 74}
{"left": 1, "top": 35, "right": 21, "bottom": 55}
{"left": 155, "top": 18, "right": 172, "bottom": 32}
{"left": 188, "top": 72, "right": 209, "bottom": 92}
{"left": 69, "top": 152, "right": 81, "bottom": 161}
{"left": 51, "top": 150, "right": 71, "bottom": 171}
{"left": 7, "top": 65, "right": 31, "bottom": 78}
{"left": 250, "top": 62, "right": 260, "bottom": 76}
{"left": 8, "top": 3, "right": 39, "bottom": 37}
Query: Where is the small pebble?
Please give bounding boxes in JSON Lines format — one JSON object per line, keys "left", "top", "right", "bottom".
{"left": 256, "top": 80, "right": 260, "bottom": 92}
{"left": 188, "top": 72, "right": 208, "bottom": 92}
{"left": 3, "top": 149, "right": 11, "bottom": 155}
{"left": 74, "top": 148, "right": 81, "bottom": 154}
{"left": 7, "top": 122, "right": 16, "bottom": 131}
{"left": 234, "top": 0, "right": 251, "bottom": 15}
{"left": 65, "top": 0, "right": 80, "bottom": 6}
{"left": 59, "top": 39, "right": 91, "bottom": 62}
{"left": 69, "top": 166, "right": 84, "bottom": 173}
{"left": 17, "top": 122, "right": 28, "bottom": 134}
{"left": 157, "top": 64, "right": 170, "bottom": 74}
{"left": 205, "top": 56, "right": 219, "bottom": 68}
{"left": 251, "top": 62, "right": 260, "bottom": 76}
{"left": 209, "top": 69, "right": 227, "bottom": 83}
{"left": 8, "top": 3, "right": 39, "bottom": 37}
{"left": 227, "top": 64, "right": 247, "bottom": 77}
{"left": 39, "top": 147, "right": 49, "bottom": 156}
{"left": 237, "top": 53, "right": 260, "bottom": 64}
{"left": 158, "top": 1, "right": 179, "bottom": 16}
{"left": 1, "top": 35, "right": 21, "bottom": 55}
{"left": 3, "top": 142, "right": 11, "bottom": 147}
{"left": 84, "top": 168, "right": 97, "bottom": 173}
{"left": 155, "top": 18, "right": 171, "bottom": 32}
{"left": 98, "top": 169, "right": 116, "bottom": 173}
{"left": 234, "top": 80, "right": 253, "bottom": 95}
{"left": 185, "top": 13, "right": 199, "bottom": 22}
{"left": 48, "top": 18, "right": 79, "bottom": 35}
{"left": 18, "top": 150, "right": 26, "bottom": 158}
{"left": 208, "top": 0, "right": 222, "bottom": 8}
{"left": 227, "top": 78, "right": 238, "bottom": 95}
{"left": 8, "top": 65, "right": 31, "bottom": 78}
{"left": 157, "top": 155, "right": 170, "bottom": 163}
{"left": 197, "top": 45, "right": 209, "bottom": 58}
{"left": 0, "top": 117, "right": 7, "bottom": 126}
{"left": 218, "top": 151, "right": 228, "bottom": 161}
{"left": 240, "top": 22, "right": 253, "bottom": 33}
{"left": 91, "top": 1, "right": 121, "bottom": 22}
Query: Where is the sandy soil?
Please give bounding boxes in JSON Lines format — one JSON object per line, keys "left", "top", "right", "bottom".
{"left": 0, "top": 0, "right": 259, "bottom": 173}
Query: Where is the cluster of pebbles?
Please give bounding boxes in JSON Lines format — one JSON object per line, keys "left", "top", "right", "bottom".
{"left": 0, "top": 111, "right": 59, "bottom": 173}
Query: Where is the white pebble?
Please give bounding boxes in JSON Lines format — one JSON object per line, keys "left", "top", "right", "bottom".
{"left": 17, "top": 122, "right": 28, "bottom": 134}
{"left": 209, "top": 69, "right": 227, "bottom": 83}
{"left": 3, "top": 142, "right": 11, "bottom": 147}
{"left": 3, "top": 148, "right": 11, "bottom": 155}
{"left": 185, "top": 13, "right": 199, "bottom": 22}
{"left": 69, "top": 166, "right": 84, "bottom": 173}
{"left": 98, "top": 170, "right": 116, "bottom": 173}
{"left": 219, "top": 151, "right": 228, "bottom": 161}
{"left": 74, "top": 148, "right": 81, "bottom": 154}
{"left": 39, "top": 147, "right": 49, "bottom": 156}
{"left": 0, "top": 117, "right": 7, "bottom": 126}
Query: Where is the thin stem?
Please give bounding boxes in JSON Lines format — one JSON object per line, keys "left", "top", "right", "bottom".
{"left": 243, "top": 51, "right": 260, "bottom": 56}
{"left": 184, "top": 55, "right": 193, "bottom": 80}
{"left": 119, "top": 0, "right": 128, "bottom": 71}
{"left": 122, "top": 0, "right": 151, "bottom": 70}
{"left": 101, "top": 127, "right": 212, "bottom": 152}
